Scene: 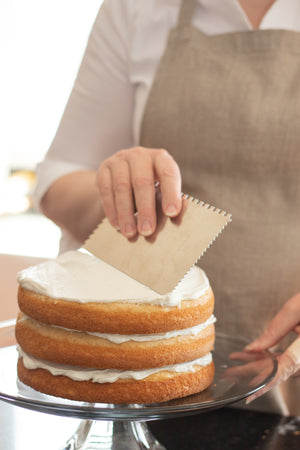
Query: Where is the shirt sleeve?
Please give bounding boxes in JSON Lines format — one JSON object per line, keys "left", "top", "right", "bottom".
{"left": 35, "top": 0, "right": 135, "bottom": 208}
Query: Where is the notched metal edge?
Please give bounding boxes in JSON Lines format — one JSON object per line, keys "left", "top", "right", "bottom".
{"left": 182, "top": 193, "right": 232, "bottom": 219}
{"left": 168, "top": 194, "right": 232, "bottom": 293}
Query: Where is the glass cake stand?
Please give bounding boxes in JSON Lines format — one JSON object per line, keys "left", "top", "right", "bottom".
{"left": 0, "top": 320, "right": 277, "bottom": 450}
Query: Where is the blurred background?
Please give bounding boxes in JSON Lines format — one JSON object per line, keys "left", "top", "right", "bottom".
{"left": 0, "top": 0, "right": 102, "bottom": 258}
{"left": 0, "top": 0, "right": 102, "bottom": 321}
{"left": 1, "top": 2, "right": 107, "bottom": 444}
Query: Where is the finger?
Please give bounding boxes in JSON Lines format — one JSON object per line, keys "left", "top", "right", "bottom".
{"left": 247, "top": 364, "right": 275, "bottom": 390}
{"left": 128, "top": 150, "right": 156, "bottom": 236}
{"left": 246, "top": 351, "right": 297, "bottom": 404}
{"left": 110, "top": 156, "right": 137, "bottom": 238}
{"left": 153, "top": 149, "right": 182, "bottom": 217}
{"left": 97, "top": 165, "right": 118, "bottom": 228}
{"left": 245, "top": 293, "right": 300, "bottom": 351}
{"left": 285, "top": 336, "right": 300, "bottom": 366}
{"left": 224, "top": 359, "right": 269, "bottom": 380}
{"left": 230, "top": 351, "right": 267, "bottom": 362}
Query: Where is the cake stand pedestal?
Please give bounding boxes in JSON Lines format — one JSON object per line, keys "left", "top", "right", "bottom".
{"left": 63, "top": 420, "right": 165, "bottom": 450}
{"left": 0, "top": 323, "right": 277, "bottom": 450}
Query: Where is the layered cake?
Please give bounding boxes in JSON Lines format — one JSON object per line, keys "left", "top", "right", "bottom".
{"left": 15, "top": 250, "right": 215, "bottom": 404}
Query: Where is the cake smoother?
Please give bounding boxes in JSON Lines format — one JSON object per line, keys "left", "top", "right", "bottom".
{"left": 83, "top": 194, "right": 231, "bottom": 294}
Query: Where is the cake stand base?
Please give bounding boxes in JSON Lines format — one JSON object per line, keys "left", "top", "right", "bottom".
{"left": 61, "top": 419, "right": 166, "bottom": 450}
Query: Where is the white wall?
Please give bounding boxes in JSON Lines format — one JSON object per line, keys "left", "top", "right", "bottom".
{"left": 0, "top": 0, "right": 102, "bottom": 174}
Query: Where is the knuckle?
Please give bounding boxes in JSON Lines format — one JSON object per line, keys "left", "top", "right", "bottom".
{"left": 117, "top": 211, "right": 129, "bottom": 221}
{"left": 114, "top": 180, "right": 132, "bottom": 194}
{"left": 114, "top": 149, "right": 128, "bottom": 160}
{"left": 98, "top": 182, "right": 111, "bottom": 197}
{"left": 100, "top": 156, "right": 114, "bottom": 168}
{"left": 160, "top": 164, "right": 180, "bottom": 178}
{"left": 109, "top": 153, "right": 125, "bottom": 165}
{"left": 138, "top": 208, "right": 154, "bottom": 220}
{"left": 156, "top": 148, "right": 170, "bottom": 158}
{"left": 117, "top": 204, "right": 135, "bottom": 220}
{"left": 133, "top": 146, "right": 144, "bottom": 153}
{"left": 128, "top": 146, "right": 146, "bottom": 160}
{"left": 155, "top": 149, "right": 180, "bottom": 177}
{"left": 132, "top": 176, "right": 154, "bottom": 189}
{"left": 116, "top": 147, "right": 145, "bottom": 161}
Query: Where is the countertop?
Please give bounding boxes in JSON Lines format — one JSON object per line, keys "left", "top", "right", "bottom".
{"left": 0, "top": 400, "right": 299, "bottom": 450}
{"left": 149, "top": 407, "right": 300, "bottom": 450}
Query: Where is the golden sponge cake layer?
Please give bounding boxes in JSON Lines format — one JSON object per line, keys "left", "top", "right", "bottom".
{"left": 15, "top": 313, "right": 215, "bottom": 370}
{"left": 18, "top": 285, "right": 214, "bottom": 334}
{"left": 17, "top": 357, "right": 215, "bottom": 404}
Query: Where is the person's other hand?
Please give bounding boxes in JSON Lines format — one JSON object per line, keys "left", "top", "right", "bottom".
{"left": 243, "top": 292, "right": 300, "bottom": 403}
{"left": 97, "top": 147, "right": 182, "bottom": 237}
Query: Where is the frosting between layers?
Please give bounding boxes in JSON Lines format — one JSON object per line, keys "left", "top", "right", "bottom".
{"left": 18, "top": 348, "right": 212, "bottom": 383}
{"left": 17, "top": 250, "right": 210, "bottom": 307}
{"left": 18, "top": 313, "right": 216, "bottom": 343}
{"left": 79, "top": 315, "right": 216, "bottom": 343}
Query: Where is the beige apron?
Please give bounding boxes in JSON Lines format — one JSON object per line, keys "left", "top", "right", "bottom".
{"left": 140, "top": 0, "right": 300, "bottom": 415}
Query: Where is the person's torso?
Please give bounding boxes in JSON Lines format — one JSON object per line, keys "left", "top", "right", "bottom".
{"left": 139, "top": 0, "right": 300, "bottom": 415}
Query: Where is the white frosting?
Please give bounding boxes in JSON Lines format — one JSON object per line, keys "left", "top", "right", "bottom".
{"left": 19, "top": 312, "right": 216, "bottom": 343}
{"left": 18, "top": 348, "right": 212, "bottom": 383}
{"left": 17, "top": 250, "right": 210, "bottom": 307}
{"left": 82, "top": 314, "right": 216, "bottom": 343}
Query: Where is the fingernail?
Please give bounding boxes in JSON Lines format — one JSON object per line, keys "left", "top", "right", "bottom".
{"left": 165, "top": 204, "right": 177, "bottom": 216}
{"left": 141, "top": 220, "right": 152, "bottom": 236}
{"left": 124, "top": 223, "right": 135, "bottom": 237}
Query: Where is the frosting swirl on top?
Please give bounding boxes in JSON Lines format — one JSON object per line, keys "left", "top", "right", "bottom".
{"left": 17, "top": 250, "right": 210, "bottom": 307}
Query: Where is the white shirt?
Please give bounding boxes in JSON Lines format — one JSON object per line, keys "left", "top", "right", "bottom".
{"left": 35, "top": 0, "right": 300, "bottom": 250}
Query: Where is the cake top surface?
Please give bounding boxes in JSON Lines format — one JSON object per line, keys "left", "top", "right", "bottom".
{"left": 17, "top": 250, "right": 210, "bottom": 307}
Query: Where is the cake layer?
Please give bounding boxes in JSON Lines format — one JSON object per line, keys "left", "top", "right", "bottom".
{"left": 15, "top": 313, "right": 215, "bottom": 370}
{"left": 18, "top": 285, "right": 214, "bottom": 334}
{"left": 17, "top": 357, "right": 215, "bottom": 404}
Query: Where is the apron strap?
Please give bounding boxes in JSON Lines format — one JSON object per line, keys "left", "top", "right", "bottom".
{"left": 177, "top": 0, "right": 198, "bottom": 28}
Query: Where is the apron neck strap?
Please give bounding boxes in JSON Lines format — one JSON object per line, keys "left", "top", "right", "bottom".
{"left": 177, "top": 0, "right": 197, "bottom": 28}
